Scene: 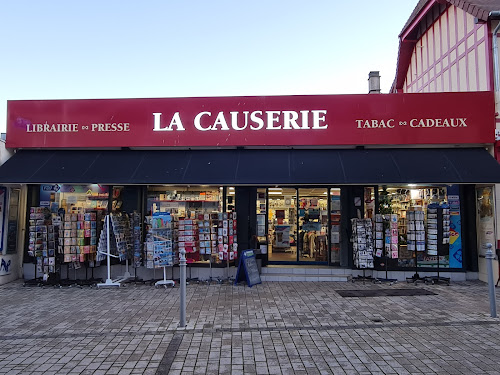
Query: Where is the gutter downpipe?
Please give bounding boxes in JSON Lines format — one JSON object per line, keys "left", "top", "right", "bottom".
{"left": 490, "top": 11, "right": 500, "bottom": 93}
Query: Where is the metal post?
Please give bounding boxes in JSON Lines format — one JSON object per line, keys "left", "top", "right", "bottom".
{"left": 486, "top": 243, "right": 497, "bottom": 318}
{"left": 179, "top": 248, "right": 187, "bottom": 327}
{"left": 106, "top": 215, "right": 111, "bottom": 283}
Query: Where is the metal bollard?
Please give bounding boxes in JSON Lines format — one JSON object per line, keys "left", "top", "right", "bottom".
{"left": 486, "top": 243, "right": 497, "bottom": 318}
{"left": 179, "top": 248, "right": 187, "bottom": 327}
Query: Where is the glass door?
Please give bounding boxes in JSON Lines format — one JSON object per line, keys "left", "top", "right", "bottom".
{"left": 268, "top": 188, "right": 297, "bottom": 262}
{"left": 298, "top": 188, "right": 328, "bottom": 262}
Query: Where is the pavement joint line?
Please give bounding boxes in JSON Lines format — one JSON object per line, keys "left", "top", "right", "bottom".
{"left": 0, "top": 319, "right": 498, "bottom": 341}
{"left": 155, "top": 332, "right": 182, "bottom": 375}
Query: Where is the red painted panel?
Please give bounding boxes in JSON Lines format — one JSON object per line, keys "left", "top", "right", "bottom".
{"left": 6, "top": 92, "right": 495, "bottom": 148}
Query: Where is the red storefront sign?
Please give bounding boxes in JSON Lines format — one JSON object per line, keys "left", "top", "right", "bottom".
{"left": 6, "top": 92, "right": 495, "bottom": 148}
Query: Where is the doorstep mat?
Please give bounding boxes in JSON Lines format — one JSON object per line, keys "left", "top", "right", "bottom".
{"left": 336, "top": 288, "right": 437, "bottom": 297}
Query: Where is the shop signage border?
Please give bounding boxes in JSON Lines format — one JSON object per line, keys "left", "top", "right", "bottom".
{"left": 6, "top": 92, "right": 495, "bottom": 148}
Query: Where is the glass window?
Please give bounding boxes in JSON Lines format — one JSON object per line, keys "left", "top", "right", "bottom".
{"left": 6, "top": 188, "right": 20, "bottom": 254}
{"left": 376, "top": 185, "right": 458, "bottom": 269}
{"left": 146, "top": 186, "right": 235, "bottom": 265}
{"left": 226, "top": 187, "right": 235, "bottom": 212}
{"left": 256, "top": 188, "right": 267, "bottom": 247}
{"left": 147, "top": 186, "right": 222, "bottom": 216}
{"left": 330, "top": 188, "right": 341, "bottom": 264}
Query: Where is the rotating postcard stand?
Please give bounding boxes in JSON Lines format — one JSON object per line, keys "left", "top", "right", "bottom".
{"left": 373, "top": 214, "right": 397, "bottom": 285}
{"left": 351, "top": 218, "right": 375, "bottom": 283}
{"left": 97, "top": 215, "right": 121, "bottom": 287}
{"left": 406, "top": 210, "right": 425, "bottom": 284}
{"left": 424, "top": 205, "right": 451, "bottom": 285}
{"left": 151, "top": 213, "right": 175, "bottom": 288}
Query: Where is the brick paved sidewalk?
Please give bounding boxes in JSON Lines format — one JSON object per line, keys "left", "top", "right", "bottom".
{"left": 0, "top": 280, "right": 500, "bottom": 374}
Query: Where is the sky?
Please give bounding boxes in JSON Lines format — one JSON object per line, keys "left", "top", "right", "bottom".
{"left": 0, "top": 0, "right": 418, "bottom": 133}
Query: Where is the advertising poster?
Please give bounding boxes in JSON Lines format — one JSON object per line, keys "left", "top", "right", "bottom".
{"left": 448, "top": 187, "right": 462, "bottom": 268}
{"left": 476, "top": 186, "right": 495, "bottom": 256}
{"left": 0, "top": 187, "right": 6, "bottom": 254}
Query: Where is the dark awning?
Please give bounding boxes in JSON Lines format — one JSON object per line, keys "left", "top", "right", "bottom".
{"left": 0, "top": 148, "right": 499, "bottom": 185}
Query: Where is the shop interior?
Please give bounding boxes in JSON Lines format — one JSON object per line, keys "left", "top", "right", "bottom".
{"left": 262, "top": 187, "right": 341, "bottom": 264}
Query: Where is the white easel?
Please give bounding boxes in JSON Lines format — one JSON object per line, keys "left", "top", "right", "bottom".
{"left": 155, "top": 265, "right": 175, "bottom": 287}
{"left": 97, "top": 215, "right": 121, "bottom": 287}
{"left": 114, "top": 258, "right": 132, "bottom": 283}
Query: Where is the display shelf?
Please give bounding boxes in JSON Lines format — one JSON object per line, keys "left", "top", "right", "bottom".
{"left": 149, "top": 199, "right": 220, "bottom": 203}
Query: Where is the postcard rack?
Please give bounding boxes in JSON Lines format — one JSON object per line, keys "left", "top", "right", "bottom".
{"left": 406, "top": 209, "right": 426, "bottom": 283}
{"left": 351, "top": 218, "right": 374, "bottom": 283}
{"left": 145, "top": 213, "right": 175, "bottom": 287}
{"left": 424, "top": 204, "right": 451, "bottom": 285}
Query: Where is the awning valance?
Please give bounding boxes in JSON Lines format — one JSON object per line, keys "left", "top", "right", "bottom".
{"left": 0, "top": 148, "right": 499, "bottom": 185}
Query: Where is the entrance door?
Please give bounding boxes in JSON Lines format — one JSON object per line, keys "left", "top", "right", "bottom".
{"left": 267, "top": 187, "right": 330, "bottom": 264}
{"left": 268, "top": 188, "right": 297, "bottom": 262}
{"left": 298, "top": 188, "right": 328, "bottom": 262}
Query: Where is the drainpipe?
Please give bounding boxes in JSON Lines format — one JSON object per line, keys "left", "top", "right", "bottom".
{"left": 491, "top": 12, "right": 500, "bottom": 92}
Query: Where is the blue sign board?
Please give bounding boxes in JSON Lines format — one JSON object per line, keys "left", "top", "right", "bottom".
{"left": 234, "top": 250, "right": 261, "bottom": 287}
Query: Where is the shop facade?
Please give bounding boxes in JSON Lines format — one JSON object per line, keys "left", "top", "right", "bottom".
{"left": 390, "top": 0, "right": 500, "bottom": 282}
{"left": 1, "top": 92, "right": 500, "bottom": 283}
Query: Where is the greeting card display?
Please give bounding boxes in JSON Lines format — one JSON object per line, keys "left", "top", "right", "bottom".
{"left": 351, "top": 218, "right": 374, "bottom": 269}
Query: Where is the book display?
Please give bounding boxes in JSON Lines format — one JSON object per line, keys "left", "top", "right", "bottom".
{"left": 148, "top": 188, "right": 222, "bottom": 219}
{"left": 28, "top": 207, "right": 60, "bottom": 281}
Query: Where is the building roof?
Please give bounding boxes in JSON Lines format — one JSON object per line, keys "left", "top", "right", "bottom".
{"left": 391, "top": 0, "right": 500, "bottom": 92}
{"left": 401, "top": 0, "right": 500, "bottom": 36}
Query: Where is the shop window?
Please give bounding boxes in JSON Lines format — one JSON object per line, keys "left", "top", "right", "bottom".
{"left": 256, "top": 188, "right": 267, "bottom": 250}
{"left": 226, "top": 187, "right": 236, "bottom": 212}
{"left": 28, "top": 184, "right": 110, "bottom": 279}
{"left": 146, "top": 186, "right": 236, "bottom": 266}
{"left": 330, "top": 188, "right": 341, "bottom": 264}
{"left": 376, "top": 186, "right": 460, "bottom": 269}
{"left": 364, "top": 187, "right": 375, "bottom": 219}
{"left": 6, "top": 188, "right": 20, "bottom": 254}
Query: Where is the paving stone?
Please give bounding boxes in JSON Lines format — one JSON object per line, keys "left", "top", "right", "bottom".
{"left": 1, "top": 281, "right": 500, "bottom": 374}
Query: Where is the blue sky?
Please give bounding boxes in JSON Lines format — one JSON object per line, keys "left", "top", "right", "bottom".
{"left": 0, "top": 0, "right": 417, "bottom": 133}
